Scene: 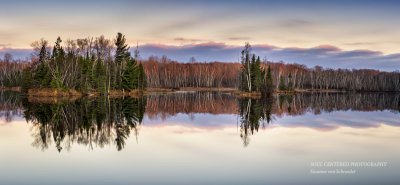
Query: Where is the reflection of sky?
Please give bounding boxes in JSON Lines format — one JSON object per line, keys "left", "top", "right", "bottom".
{"left": 1, "top": 115, "right": 400, "bottom": 184}
{"left": 143, "top": 110, "right": 400, "bottom": 131}
{"left": 2, "top": 109, "right": 399, "bottom": 131}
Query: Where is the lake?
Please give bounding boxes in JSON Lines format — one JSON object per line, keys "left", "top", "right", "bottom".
{"left": 0, "top": 91, "right": 399, "bottom": 185}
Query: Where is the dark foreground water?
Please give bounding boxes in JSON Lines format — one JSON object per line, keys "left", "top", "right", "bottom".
{"left": 0, "top": 91, "right": 399, "bottom": 185}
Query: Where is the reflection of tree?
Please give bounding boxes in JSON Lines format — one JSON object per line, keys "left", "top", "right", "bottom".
{"left": 0, "top": 91, "right": 23, "bottom": 122}
{"left": 145, "top": 92, "right": 400, "bottom": 119}
{"left": 238, "top": 96, "right": 273, "bottom": 147}
{"left": 145, "top": 92, "right": 237, "bottom": 120}
{"left": 2, "top": 91, "right": 400, "bottom": 148}
{"left": 274, "top": 93, "right": 400, "bottom": 117}
{"left": 22, "top": 96, "right": 147, "bottom": 152}
{"left": 237, "top": 93, "right": 400, "bottom": 146}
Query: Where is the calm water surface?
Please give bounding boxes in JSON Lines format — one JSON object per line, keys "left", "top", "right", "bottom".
{"left": 0, "top": 91, "right": 399, "bottom": 185}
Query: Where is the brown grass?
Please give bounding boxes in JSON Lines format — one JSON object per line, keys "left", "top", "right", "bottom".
{"left": 146, "top": 88, "right": 175, "bottom": 92}
{"left": 28, "top": 88, "right": 82, "bottom": 97}
{"left": 231, "top": 91, "right": 262, "bottom": 98}
{"left": 147, "top": 87, "right": 236, "bottom": 92}
{"left": 293, "top": 88, "right": 346, "bottom": 93}
{"left": 276, "top": 90, "right": 299, "bottom": 94}
{"left": 0, "top": 86, "right": 21, "bottom": 91}
{"left": 178, "top": 87, "right": 236, "bottom": 91}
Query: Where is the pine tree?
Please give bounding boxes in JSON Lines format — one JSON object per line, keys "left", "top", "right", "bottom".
{"left": 114, "top": 32, "right": 130, "bottom": 90}
{"left": 122, "top": 58, "right": 137, "bottom": 91}
{"left": 250, "top": 54, "right": 256, "bottom": 91}
{"left": 89, "top": 55, "right": 97, "bottom": 89}
{"left": 240, "top": 43, "right": 252, "bottom": 92}
{"left": 21, "top": 67, "right": 32, "bottom": 94}
{"left": 266, "top": 66, "right": 274, "bottom": 93}
{"left": 288, "top": 73, "right": 294, "bottom": 91}
{"left": 251, "top": 56, "right": 263, "bottom": 92}
{"left": 50, "top": 70, "right": 63, "bottom": 89}
{"left": 33, "top": 63, "right": 51, "bottom": 88}
{"left": 109, "top": 62, "right": 117, "bottom": 90}
{"left": 79, "top": 55, "right": 92, "bottom": 93}
{"left": 278, "top": 75, "right": 286, "bottom": 91}
{"left": 94, "top": 58, "right": 106, "bottom": 94}
{"left": 137, "top": 62, "right": 147, "bottom": 90}
{"left": 33, "top": 43, "right": 52, "bottom": 88}
{"left": 263, "top": 65, "right": 274, "bottom": 94}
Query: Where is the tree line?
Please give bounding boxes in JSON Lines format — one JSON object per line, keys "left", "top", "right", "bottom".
{"left": 141, "top": 43, "right": 399, "bottom": 92}
{"left": 19, "top": 32, "right": 146, "bottom": 94}
{"left": 1, "top": 42, "right": 400, "bottom": 92}
{"left": 267, "top": 62, "right": 400, "bottom": 92}
{"left": 0, "top": 53, "right": 28, "bottom": 87}
{"left": 142, "top": 56, "right": 241, "bottom": 89}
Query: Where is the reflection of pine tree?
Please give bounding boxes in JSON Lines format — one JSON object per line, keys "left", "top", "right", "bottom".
{"left": 22, "top": 96, "right": 147, "bottom": 152}
{"left": 238, "top": 96, "right": 274, "bottom": 147}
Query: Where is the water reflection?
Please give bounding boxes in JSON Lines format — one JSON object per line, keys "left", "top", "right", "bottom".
{"left": 1, "top": 91, "right": 399, "bottom": 150}
{"left": 22, "top": 96, "right": 147, "bottom": 152}
{"left": 238, "top": 97, "right": 273, "bottom": 146}
{"left": 237, "top": 93, "right": 400, "bottom": 146}
{"left": 145, "top": 91, "right": 237, "bottom": 120}
{"left": 0, "top": 90, "right": 23, "bottom": 122}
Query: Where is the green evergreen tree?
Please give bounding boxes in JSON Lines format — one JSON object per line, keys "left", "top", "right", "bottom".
{"left": 262, "top": 65, "right": 274, "bottom": 94}
{"left": 109, "top": 62, "right": 117, "bottom": 90}
{"left": 21, "top": 67, "right": 32, "bottom": 94}
{"left": 251, "top": 56, "right": 263, "bottom": 92}
{"left": 94, "top": 58, "right": 106, "bottom": 94}
{"left": 114, "top": 32, "right": 130, "bottom": 90}
{"left": 79, "top": 55, "right": 93, "bottom": 93}
{"left": 137, "top": 62, "right": 147, "bottom": 90}
{"left": 267, "top": 66, "right": 273, "bottom": 90}
{"left": 240, "top": 43, "right": 252, "bottom": 92}
{"left": 278, "top": 75, "right": 286, "bottom": 91}
{"left": 122, "top": 58, "right": 138, "bottom": 91}
{"left": 89, "top": 55, "right": 97, "bottom": 89}
{"left": 33, "top": 63, "right": 51, "bottom": 88}
{"left": 250, "top": 54, "right": 256, "bottom": 91}
{"left": 50, "top": 70, "right": 63, "bottom": 89}
{"left": 52, "top": 37, "right": 64, "bottom": 64}
{"left": 288, "top": 73, "right": 294, "bottom": 91}
{"left": 33, "top": 43, "right": 52, "bottom": 88}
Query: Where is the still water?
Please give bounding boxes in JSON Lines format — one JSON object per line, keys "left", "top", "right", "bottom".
{"left": 0, "top": 91, "right": 399, "bottom": 185}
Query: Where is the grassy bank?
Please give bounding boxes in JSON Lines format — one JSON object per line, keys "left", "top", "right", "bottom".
{"left": 0, "top": 86, "right": 21, "bottom": 91}
{"left": 28, "top": 88, "right": 82, "bottom": 97}
{"left": 27, "top": 88, "right": 146, "bottom": 98}
{"left": 146, "top": 87, "right": 236, "bottom": 92}
{"left": 231, "top": 91, "right": 262, "bottom": 98}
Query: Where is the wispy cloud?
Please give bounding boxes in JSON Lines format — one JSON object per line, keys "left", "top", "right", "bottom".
{"left": 279, "top": 19, "right": 313, "bottom": 28}
{"left": 227, "top": 37, "right": 252, "bottom": 41}
{"left": 173, "top": 37, "right": 204, "bottom": 43}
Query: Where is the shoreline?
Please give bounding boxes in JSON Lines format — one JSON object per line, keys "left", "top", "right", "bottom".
{"left": 3, "top": 87, "right": 400, "bottom": 98}
{"left": 0, "top": 86, "right": 21, "bottom": 91}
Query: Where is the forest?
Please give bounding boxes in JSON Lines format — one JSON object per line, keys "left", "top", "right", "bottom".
{"left": 1, "top": 38, "right": 400, "bottom": 93}
{"left": 2, "top": 33, "right": 147, "bottom": 95}
{"left": 138, "top": 43, "right": 400, "bottom": 92}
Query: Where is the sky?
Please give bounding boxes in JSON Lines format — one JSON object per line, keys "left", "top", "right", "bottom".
{"left": 1, "top": 0, "right": 400, "bottom": 71}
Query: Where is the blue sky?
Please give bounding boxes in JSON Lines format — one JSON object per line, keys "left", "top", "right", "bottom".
{"left": 1, "top": 0, "right": 400, "bottom": 70}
